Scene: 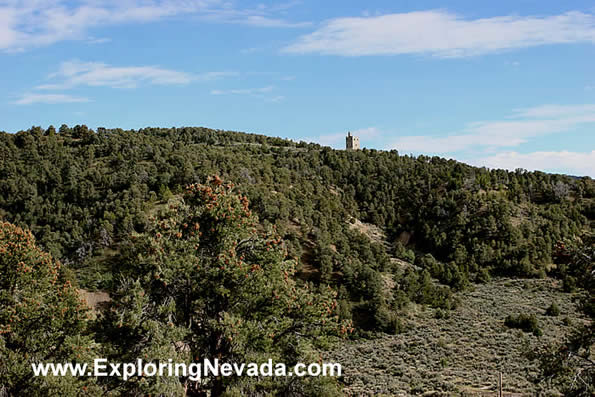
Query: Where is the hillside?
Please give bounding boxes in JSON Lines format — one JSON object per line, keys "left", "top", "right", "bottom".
{"left": 329, "top": 278, "right": 590, "bottom": 396}
{"left": 0, "top": 125, "right": 593, "bottom": 395}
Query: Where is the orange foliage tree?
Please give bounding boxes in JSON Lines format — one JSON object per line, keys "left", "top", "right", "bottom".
{"left": 0, "top": 221, "right": 100, "bottom": 396}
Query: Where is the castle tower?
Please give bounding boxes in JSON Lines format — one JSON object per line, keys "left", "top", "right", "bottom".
{"left": 346, "top": 131, "right": 360, "bottom": 150}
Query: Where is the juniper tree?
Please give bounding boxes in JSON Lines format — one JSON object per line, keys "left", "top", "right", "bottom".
{"left": 106, "top": 178, "right": 350, "bottom": 396}
{"left": 0, "top": 221, "right": 100, "bottom": 396}
{"left": 532, "top": 235, "right": 594, "bottom": 396}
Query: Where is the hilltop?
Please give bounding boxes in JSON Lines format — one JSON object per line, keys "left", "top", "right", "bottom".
{"left": 0, "top": 125, "right": 593, "bottom": 395}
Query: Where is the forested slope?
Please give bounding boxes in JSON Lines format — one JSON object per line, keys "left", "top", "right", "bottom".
{"left": 0, "top": 125, "right": 592, "bottom": 333}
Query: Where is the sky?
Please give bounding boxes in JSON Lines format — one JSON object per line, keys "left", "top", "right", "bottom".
{"left": 1, "top": 1, "right": 594, "bottom": 177}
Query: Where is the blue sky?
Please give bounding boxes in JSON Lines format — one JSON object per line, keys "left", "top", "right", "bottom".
{"left": 1, "top": 1, "right": 594, "bottom": 176}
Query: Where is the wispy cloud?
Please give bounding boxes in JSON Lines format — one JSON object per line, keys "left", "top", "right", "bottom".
{"left": 469, "top": 150, "right": 595, "bottom": 177}
{"left": 0, "top": 0, "right": 308, "bottom": 51}
{"left": 283, "top": 10, "right": 595, "bottom": 57}
{"left": 240, "top": 47, "right": 260, "bottom": 54}
{"left": 210, "top": 85, "right": 285, "bottom": 102}
{"left": 13, "top": 93, "right": 90, "bottom": 105}
{"left": 227, "top": 14, "right": 309, "bottom": 28}
{"left": 35, "top": 60, "right": 234, "bottom": 90}
{"left": 514, "top": 104, "right": 595, "bottom": 118}
{"left": 86, "top": 36, "right": 111, "bottom": 45}
{"left": 305, "top": 122, "right": 595, "bottom": 176}
{"left": 393, "top": 104, "right": 595, "bottom": 153}
{"left": 269, "top": 95, "right": 285, "bottom": 103}
{"left": 14, "top": 60, "right": 236, "bottom": 105}
{"left": 210, "top": 86, "right": 274, "bottom": 96}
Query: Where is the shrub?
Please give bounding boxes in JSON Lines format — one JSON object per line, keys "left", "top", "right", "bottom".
{"left": 476, "top": 267, "right": 491, "bottom": 284}
{"left": 562, "top": 275, "right": 577, "bottom": 292}
{"left": 434, "top": 308, "right": 450, "bottom": 319}
{"left": 374, "top": 305, "right": 404, "bottom": 334}
{"left": 504, "top": 313, "right": 542, "bottom": 336}
{"left": 546, "top": 302, "right": 560, "bottom": 316}
{"left": 403, "top": 249, "right": 416, "bottom": 264}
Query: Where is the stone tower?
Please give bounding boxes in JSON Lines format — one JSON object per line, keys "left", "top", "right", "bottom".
{"left": 346, "top": 131, "right": 360, "bottom": 150}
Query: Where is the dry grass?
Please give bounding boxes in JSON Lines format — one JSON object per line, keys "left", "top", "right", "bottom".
{"left": 78, "top": 288, "right": 110, "bottom": 312}
{"left": 348, "top": 218, "right": 389, "bottom": 247}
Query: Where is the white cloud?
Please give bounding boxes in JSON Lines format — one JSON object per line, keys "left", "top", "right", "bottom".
{"left": 268, "top": 95, "right": 285, "bottom": 103}
{"left": 470, "top": 151, "right": 595, "bottom": 177}
{"left": 14, "top": 60, "right": 237, "bottom": 105}
{"left": 86, "top": 36, "right": 111, "bottom": 44}
{"left": 283, "top": 10, "right": 595, "bottom": 57}
{"left": 233, "top": 15, "right": 309, "bottom": 28}
{"left": 240, "top": 47, "right": 260, "bottom": 54}
{"left": 35, "top": 60, "right": 234, "bottom": 90}
{"left": 515, "top": 104, "right": 595, "bottom": 118}
{"left": 393, "top": 104, "right": 595, "bottom": 153}
{"left": 210, "top": 85, "right": 284, "bottom": 101}
{"left": 305, "top": 123, "right": 594, "bottom": 176}
{"left": 0, "top": 7, "right": 18, "bottom": 49}
{"left": 0, "top": 0, "right": 308, "bottom": 51}
{"left": 210, "top": 86, "right": 274, "bottom": 95}
{"left": 14, "top": 93, "right": 90, "bottom": 105}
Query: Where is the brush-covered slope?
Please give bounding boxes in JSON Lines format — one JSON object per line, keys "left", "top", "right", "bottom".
{"left": 0, "top": 125, "right": 592, "bottom": 333}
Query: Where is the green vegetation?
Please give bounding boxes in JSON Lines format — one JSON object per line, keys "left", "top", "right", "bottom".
{"left": 100, "top": 180, "right": 347, "bottom": 395}
{"left": 329, "top": 278, "right": 587, "bottom": 395}
{"left": 504, "top": 313, "right": 542, "bottom": 336}
{"left": 0, "top": 124, "right": 593, "bottom": 395}
{"left": 1, "top": 126, "right": 591, "bottom": 324}
{"left": 546, "top": 302, "right": 561, "bottom": 316}
{"left": 532, "top": 236, "right": 594, "bottom": 396}
{"left": 0, "top": 221, "right": 100, "bottom": 396}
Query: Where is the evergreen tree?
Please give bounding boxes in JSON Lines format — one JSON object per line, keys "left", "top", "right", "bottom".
{"left": 0, "top": 221, "right": 99, "bottom": 396}
{"left": 105, "top": 179, "right": 349, "bottom": 396}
